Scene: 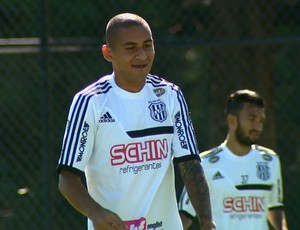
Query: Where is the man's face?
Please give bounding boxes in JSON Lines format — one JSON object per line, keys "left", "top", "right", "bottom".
{"left": 108, "top": 25, "right": 155, "bottom": 83}
{"left": 235, "top": 102, "right": 266, "bottom": 146}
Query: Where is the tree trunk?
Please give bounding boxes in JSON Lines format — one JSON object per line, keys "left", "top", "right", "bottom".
{"left": 208, "top": 1, "right": 275, "bottom": 148}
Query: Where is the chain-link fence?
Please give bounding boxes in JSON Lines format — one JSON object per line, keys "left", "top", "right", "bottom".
{"left": 1, "top": 1, "right": 299, "bottom": 229}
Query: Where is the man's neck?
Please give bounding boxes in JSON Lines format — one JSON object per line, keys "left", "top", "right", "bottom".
{"left": 113, "top": 73, "right": 146, "bottom": 93}
{"left": 224, "top": 136, "right": 251, "bottom": 156}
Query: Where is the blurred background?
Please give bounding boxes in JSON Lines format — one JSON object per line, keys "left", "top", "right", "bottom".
{"left": 1, "top": 0, "right": 299, "bottom": 229}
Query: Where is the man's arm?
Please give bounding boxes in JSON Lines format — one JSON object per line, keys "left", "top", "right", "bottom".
{"left": 58, "top": 170, "right": 127, "bottom": 230}
{"left": 177, "top": 159, "right": 215, "bottom": 230}
{"left": 268, "top": 208, "right": 288, "bottom": 230}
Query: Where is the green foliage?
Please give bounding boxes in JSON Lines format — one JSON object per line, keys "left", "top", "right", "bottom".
{"left": 1, "top": 1, "right": 300, "bottom": 229}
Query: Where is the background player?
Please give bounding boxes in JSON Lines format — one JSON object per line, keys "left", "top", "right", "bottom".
{"left": 57, "top": 13, "right": 215, "bottom": 230}
{"left": 179, "top": 89, "right": 288, "bottom": 230}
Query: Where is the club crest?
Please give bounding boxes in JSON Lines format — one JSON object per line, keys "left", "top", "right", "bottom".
{"left": 148, "top": 101, "right": 167, "bottom": 122}
{"left": 256, "top": 162, "right": 270, "bottom": 181}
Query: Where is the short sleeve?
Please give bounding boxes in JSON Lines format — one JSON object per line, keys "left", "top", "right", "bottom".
{"left": 57, "top": 93, "right": 96, "bottom": 174}
{"left": 268, "top": 156, "right": 284, "bottom": 209}
{"left": 171, "top": 88, "right": 199, "bottom": 158}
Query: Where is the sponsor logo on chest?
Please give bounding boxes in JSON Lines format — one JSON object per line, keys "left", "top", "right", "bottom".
{"left": 110, "top": 139, "right": 168, "bottom": 165}
{"left": 223, "top": 196, "right": 265, "bottom": 213}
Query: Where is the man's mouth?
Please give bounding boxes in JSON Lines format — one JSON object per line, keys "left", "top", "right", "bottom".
{"left": 132, "top": 64, "right": 147, "bottom": 69}
{"left": 250, "top": 131, "right": 260, "bottom": 138}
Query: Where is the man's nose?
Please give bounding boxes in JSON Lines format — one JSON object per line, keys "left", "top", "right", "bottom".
{"left": 135, "top": 48, "right": 147, "bottom": 59}
{"left": 254, "top": 121, "right": 264, "bottom": 131}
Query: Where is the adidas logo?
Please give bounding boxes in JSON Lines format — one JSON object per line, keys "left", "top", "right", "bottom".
{"left": 99, "top": 112, "right": 115, "bottom": 123}
{"left": 212, "top": 171, "right": 224, "bottom": 180}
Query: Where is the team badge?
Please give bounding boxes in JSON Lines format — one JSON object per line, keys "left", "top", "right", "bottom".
{"left": 256, "top": 162, "right": 270, "bottom": 181}
{"left": 148, "top": 101, "right": 167, "bottom": 122}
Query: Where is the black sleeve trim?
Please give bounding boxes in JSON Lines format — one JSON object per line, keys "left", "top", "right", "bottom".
{"left": 57, "top": 164, "right": 85, "bottom": 178}
{"left": 268, "top": 205, "right": 284, "bottom": 211}
{"left": 173, "top": 154, "right": 200, "bottom": 164}
{"left": 179, "top": 210, "right": 196, "bottom": 220}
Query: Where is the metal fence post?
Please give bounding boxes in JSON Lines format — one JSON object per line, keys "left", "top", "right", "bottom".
{"left": 39, "top": 0, "right": 51, "bottom": 229}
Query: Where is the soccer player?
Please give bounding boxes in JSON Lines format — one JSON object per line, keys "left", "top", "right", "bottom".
{"left": 178, "top": 89, "right": 288, "bottom": 230}
{"left": 57, "top": 13, "right": 215, "bottom": 230}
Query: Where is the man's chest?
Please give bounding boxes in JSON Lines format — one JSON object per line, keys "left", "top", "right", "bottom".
{"left": 204, "top": 159, "right": 275, "bottom": 195}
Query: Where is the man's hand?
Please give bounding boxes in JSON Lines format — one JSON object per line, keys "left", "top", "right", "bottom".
{"left": 59, "top": 170, "right": 127, "bottom": 230}
{"left": 89, "top": 206, "right": 127, "bottom": 230}
{"left": 200, "top": 219, "right": 216, "bottom": 230}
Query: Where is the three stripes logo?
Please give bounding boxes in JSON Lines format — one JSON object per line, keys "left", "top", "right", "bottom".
{"left": 99, "top": 111, "right": 115, "bottom": 123}
{"left": 212, "top": 171, "right": 224, "bottom": 180}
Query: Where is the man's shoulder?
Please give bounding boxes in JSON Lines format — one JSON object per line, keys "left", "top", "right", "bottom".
{"left": 146, "top": 74, "right": 180, "bottom": 91}
{"left": 253, "top": 144, "right": 280, "bottom": 161}
{"left": 200, "top": 145, "right": 223, "bottom": 157}
{"left": 253, "top": 145, "right": 276, "bottom": 154}
{"left": 200, "top": 146, "right": 224, "bottom": 163}
{"left": 76, "top": 75, "right": 113, "bottom": 98}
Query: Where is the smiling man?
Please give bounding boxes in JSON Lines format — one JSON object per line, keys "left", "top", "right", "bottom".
{"left": 179, "top": 89, "right": 288, "bottom": 230}
{"left": 57, "top": 13, "right": 215, "bottom": 230}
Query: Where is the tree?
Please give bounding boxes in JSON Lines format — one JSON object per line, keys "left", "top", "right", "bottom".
{"left": 208, "top": 1, "right": 275, "bottom": 148}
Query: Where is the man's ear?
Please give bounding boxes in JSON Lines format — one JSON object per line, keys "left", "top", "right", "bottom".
{"left": 227, "top": 114, "right": 237, "bottom": 129}
{"left": 102, "top": 44, "right": 112, "bottom": 62}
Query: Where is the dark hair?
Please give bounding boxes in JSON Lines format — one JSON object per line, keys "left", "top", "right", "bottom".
{"left": 105, "top": 13, "right": 151, "bottom": 48}
{"left": 225, "top": 89, "right": 265, "bottom": 116}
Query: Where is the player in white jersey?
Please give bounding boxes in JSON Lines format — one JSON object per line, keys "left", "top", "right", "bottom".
{"left": 179, "top": 89, "right": 288, "bottom": 230}
{"left": 57, "top": 13, "right": 215, "bottom": 230}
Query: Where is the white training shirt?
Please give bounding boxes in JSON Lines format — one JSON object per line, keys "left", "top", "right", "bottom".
{"left": 178, "top": 142, "right": 284, "bottom": 230}
{"left": 57, "top": 73, "right": 200, "bottom": 230}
